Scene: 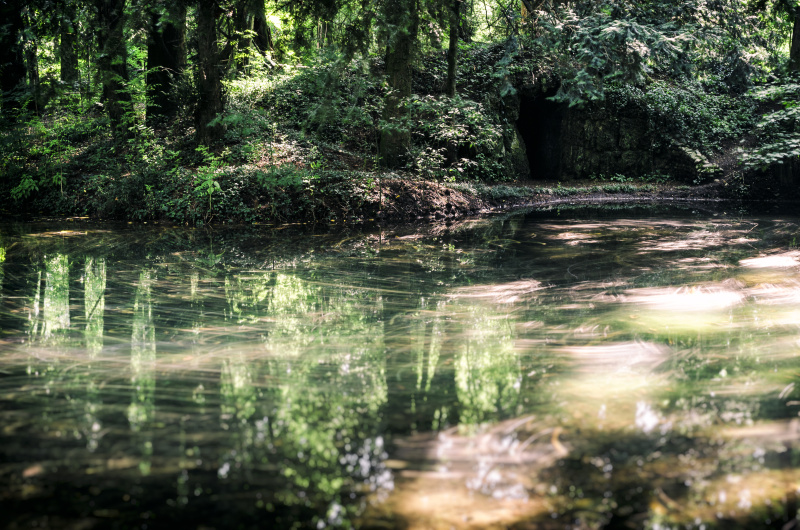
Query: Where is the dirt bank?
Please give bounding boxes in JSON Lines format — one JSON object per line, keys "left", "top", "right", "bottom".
{"left": 359, "top": 177, "right": 730, "bottom": 223}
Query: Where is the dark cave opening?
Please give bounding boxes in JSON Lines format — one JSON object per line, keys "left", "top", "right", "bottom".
{"left": 517, "top": 90, "right": 565, "bottom": 180}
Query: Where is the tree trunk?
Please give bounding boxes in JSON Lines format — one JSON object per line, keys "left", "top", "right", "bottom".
{"left": 458, "top": 0, "right": 473, "bottom": 43}
{"left": 444, "top": 0, "right": 460, "bottom": 165}
{"left": 233, "top": 2, "right": 254, "bottom": 72}
{"left": 97, "top": 0, "right": 132, "bottom": 142}
{"left": 146, "top": 4, "right": 186, "bottom": 126}
{"left": 791, "top": 11, "right": 800, "bottom": 72}
{"left": 251, "top": 0, "right": 273, "bottom": 54}
{"left": 230, "top": 0, "right": 272, "bottom": 72}
{"left": 0, "top": 1, "right": 27, "bottom": 118}
{"left": 445, "top": 0, "right": 460, "bottom": 98}
{"left": 23, "top": 18, "right": 40, "bottom": 111}
{"left": 60, "top": 11, "right": 80, "bottom": 85}
{"left": 379, "top": 3, "right": 418, "bottom": 168}
{"left": 195, "top": 1, "right": 225, "bottom": 145}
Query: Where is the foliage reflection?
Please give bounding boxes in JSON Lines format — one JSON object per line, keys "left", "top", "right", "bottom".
{"left": 1, "top": 213, "right": 800, "bottom": 529}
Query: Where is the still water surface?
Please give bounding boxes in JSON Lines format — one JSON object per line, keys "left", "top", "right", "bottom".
{"left": 2, "top": 206, "right": 800, "bottom": 529}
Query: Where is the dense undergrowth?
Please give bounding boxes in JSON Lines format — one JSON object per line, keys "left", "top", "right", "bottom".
{"left": 1, "top": 42, "right": 797, "bottom": 225}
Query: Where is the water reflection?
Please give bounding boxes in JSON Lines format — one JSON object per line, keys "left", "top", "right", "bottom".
{"left": 0, "top": 240, "right": 5, "bottom": 308}
{"left": 129, "top": 269, "right": 156, "bottom": 477}
{"left": 84, "top": 258, "right": 105, "bottom": 356}
{"left": 1, "top": 211, "right": 800, "bottom": 528}
{"left": 43, "top": 254, "right": 70, "bottom": 340}
{"left": 453, "top": 304, "right": 520, "bottom": 427}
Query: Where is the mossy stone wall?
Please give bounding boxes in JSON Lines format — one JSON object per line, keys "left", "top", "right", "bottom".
{"left": 509, "top": 78, "right": 706, "bottom": 182}
{"left": 558, "top": 106, "right": 698, "bottom": 181}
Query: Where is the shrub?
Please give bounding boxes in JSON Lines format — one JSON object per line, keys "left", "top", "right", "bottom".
{"left": 741, "top": 79, "right": 800, "bottom": 170}
{"left": 385, "top": 94, "right": 506, "bottom": 182}
{"left": 607, "top": 80, "right": 756, "bottom": 152}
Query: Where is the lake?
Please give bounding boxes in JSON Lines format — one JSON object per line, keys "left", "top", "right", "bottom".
{"left": 2, "top": 205, "right": 800, "bottom": 529}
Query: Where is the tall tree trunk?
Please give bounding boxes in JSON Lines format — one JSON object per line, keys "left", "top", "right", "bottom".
{"left": 0, "top": 1, "right": 27, "bottom": 118}
{"left": 458, "top": 0, "right": 473, "bottom": 42}
{"left": 251, "top": 0, "right": 273, "bottom": 54}
{"left": 97, "top": 0, "right": 132, "bottom": 142}
{"left": 379, "top": 3, "right": 418, "bottom": 169}
{"left": 357, "top": 0, "right": 374, "bottom": 57}
{"left": 23, "top": 13, "right": 40, "bottom": 112}
{"left": 444, "top": 0, "right": 461, "bottom": 166}
{"left": 232, "top": 0, "right": 272, "bottom": 72}
{"left": 195, "top": 1, "right": 225, "bottom": 145}
{"left": 233, "top": 3, "right": 254, "bottom": 72}
{"left": 791, "top": 11, "right": 800, "bottom": 72}
{"left": 445, "top": 0, "right": 460, "bottom": 98}
{"left": 146, "top": 4, "right": 186, "bottom": 126}
{"left": 60, "top": 8, "right": 80, "bottom": 85}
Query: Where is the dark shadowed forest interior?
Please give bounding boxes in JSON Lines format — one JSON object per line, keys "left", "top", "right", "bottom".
{"left": 3, "top": 0, "right": 800, "bottom": 222}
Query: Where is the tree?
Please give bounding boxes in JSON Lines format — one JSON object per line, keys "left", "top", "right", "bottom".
{"left": 792, "top": 10, "right": 800, "bottom": 72}
{"left": 59, "top": 1, "right": 80, "bottom": 85}
{"left": 775, "top": 0, "right": 800, "bottom": 72}
{"left": 445, "top": 0, "right": 460, "bottom": 98}
{"left": 146, "top": 2, "right": 186, "bottom": 126}
{"left": 751, "top": 0, "right": 800, "bottom": 72}
{"left": 195, "top": 1, "right": 225, "bottom": 144}
{"left": 529, "top": 0, "right": 754, "bottom": 107}
{"left": 21, "top": 6, "right": 40, "bottom": 111}
{"left": 379, "top": 2, "right": 418, "bottom": 168}
{"left": 232, "top": 0, "right": 273, "bottom": 72}
{"left": 251, "top": 0, "right": 273, "bottom": 55}
{"left": 96, "top": 0, "right": 133, "bottom": 141}
{"left": 0, "top": 0, "right": 28, "bottom": 118}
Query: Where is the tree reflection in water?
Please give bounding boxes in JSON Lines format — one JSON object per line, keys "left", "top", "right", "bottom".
{"left": 0, "top": 211, "right": 799, "bottom": 528}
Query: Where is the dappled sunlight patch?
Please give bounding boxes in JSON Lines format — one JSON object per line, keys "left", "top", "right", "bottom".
{"left": 740, "top": 251, "right": 800, "bottom": 269}
{"left": 549, "top": 342, "right": 673, "bottom": 432}
{"left": 737, "top": 269, "right": 800, "bottom": 285}
{"left": 553, "top": 302, "right": 596, "bottom": 310}
{"left": 730, "top": 237, "right": 761, "bottom": 245}
{"left": 565, "top": 239, "right": 601, "bottom": 246}
{"left": 361, "top": 474, "right": 550, "bottom": 529}
{"left": 544, "top": 231, "right": 602, "bottom": 245}
{"left": 536, "top": 222, "right": 610, "bottom": 232}
{"left": 748, "top": 281, "right": 800, "bottom": 307}
{"left": 638, "top": 230, "right": 727, "bottom": 251}
{"left": 27, "top": 230, "right": 95, "bottom": 238}
{"left": 536, "top": 220, "right": 697, "bottom": 234}
{"left": 364, "top": 418, "right": 563, "bottom": 529}
{"left": 373, "top": 413, "right": 800, "bottom": 528}
{"left": 674, "top": 256, "right": 731, "bottom": 270}
{"left": 721, "top": 418, "right": 800, "bottom": 445}
{"left": 746, "top": 310, "right": 800, "bottom": 335}
{"left": 559, "top": 341, "right": 671, "bottom": 374}
{"left": 448, "top": 279, "right": 544, "bottom": 304}
{"left": 623, "top": 284, "right": 745, "bottom": 313}
{"left": 558, "top": 374, "right": 669, "bottom": 432}
{"left": 549, "top": 231, "right": 597, "bottom": 240}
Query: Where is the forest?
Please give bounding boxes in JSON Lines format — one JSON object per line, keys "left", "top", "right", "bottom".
{"left": 7, "top": 3, "right": 800, "bottom": 529}
{"left": 2, "top": 0, "right": 800, "bottom": 224}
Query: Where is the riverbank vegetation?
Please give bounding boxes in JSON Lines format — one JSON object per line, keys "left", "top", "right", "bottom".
{"left": 2, "top": 0, "right": 800, "bottom": 224}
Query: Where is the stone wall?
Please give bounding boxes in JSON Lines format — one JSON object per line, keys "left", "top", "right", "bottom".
{"left": 558, "top": 106, "right": 699, "bottom": 181}
{"left": 510, "top": 82, "right": 712, "bottom": 182}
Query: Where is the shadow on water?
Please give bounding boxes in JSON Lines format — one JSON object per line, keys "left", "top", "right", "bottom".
{"left": 1, "top": 206, "right": 800, "bottom": 529}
